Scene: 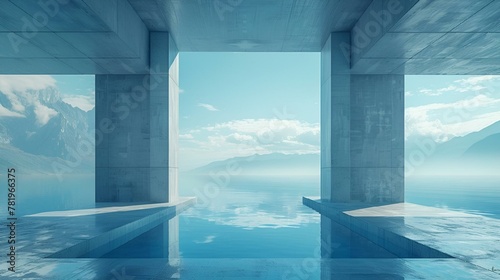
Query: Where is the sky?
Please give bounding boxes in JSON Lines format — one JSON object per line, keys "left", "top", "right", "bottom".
{"left": 178, "top": 53, "right": 321, "bottom": 170}
{"left": 1, "top": 54, "right": 499, "bottom": 170}
{"left": 0, "top": 74, "right": 95, "bottom": 114}
{"left": 405, "top": 75, "right": 500, "bottom": 143}
{"left": 178, "top": 53, "right": 500, "bottom": 169}
{"left": 53, "top": 75, "right": 95, "bottom": 112}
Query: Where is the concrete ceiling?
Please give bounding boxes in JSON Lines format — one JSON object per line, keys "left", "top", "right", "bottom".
{"left": 0, "top": 0, "right": 499, "bottom": 74}
{"left": 127, "top": 0, "right": 373, "bottom": 52}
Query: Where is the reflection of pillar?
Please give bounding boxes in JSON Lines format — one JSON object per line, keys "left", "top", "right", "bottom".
{"left": 320, "top": 215, "right": 333, "bottom": 258}
{"left": 320, "top": 215, "right": 333, "bottom": 280}
{"left": 320, "top": 212, "right": 399, "bottom": 276}
{"left": 321, "top": 215, "right": 357, "bottom": 258}
{"left": 168, "top": 216, "right": 180, "bottom": 266}
{"left": 161, "top": 216, "right": 181, "bottom": 278}
{"left": 320, "top": 260, "right": 332, "bottom": 280}
{"left": 321, "top": 32, "right": 404, "bottom": 203}
{"left": 142, "top": 216, "right": 179, "bottom": 259}
{"left": 95, "top": 32, "right": 179, "bottom": 203}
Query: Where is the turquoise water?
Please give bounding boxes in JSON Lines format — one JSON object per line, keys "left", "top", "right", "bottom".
{"left": 102, "top": 175, "right": 397, "bottom": 259}
{"left": 3, "top": 173, "right": 499, "bottom": 259}
{"left": 406, "top": 176, "right": 500, "bottom": 219}
{"left": 177, "top": 175, "right": 321, "bottom": 258}
{"left": 0, "top": 174, "right": 94, "bottom": 216}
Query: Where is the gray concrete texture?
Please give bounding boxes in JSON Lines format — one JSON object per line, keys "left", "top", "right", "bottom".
{"left": 95, "top": 32, "right": 179, "bottom": 203}
{"left": 0, "top": 0, "right": 499, "bottom": 74}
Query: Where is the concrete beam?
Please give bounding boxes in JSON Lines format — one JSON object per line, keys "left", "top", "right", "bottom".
{"left": 350, "top": 0, "right": 500, "bottom": 74}
{"left": 0, "top": 0, "right": 149, "bottom": 74}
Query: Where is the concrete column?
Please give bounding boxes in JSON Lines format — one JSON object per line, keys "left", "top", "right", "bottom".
{"left": 321, "top": 33, "right": 404, "bottom": 203}
{"left": 95, "top": 32, "right": 179, "bottom": 203}
{"left": 321, "top": 32, "right": 352, "bottom": 202}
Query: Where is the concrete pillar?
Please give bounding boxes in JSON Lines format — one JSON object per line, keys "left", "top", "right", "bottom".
{"left": 95, "top": 32, "right": 179, "bottom": 203}
{"left": 321, "top": 33, "right": 404, "bottom": 204}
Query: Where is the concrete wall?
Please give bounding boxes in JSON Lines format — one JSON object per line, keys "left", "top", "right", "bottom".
{"left": 321, "top": 33, "right": 404, "bottom": 203}
{"left": 96, "top": 32, "right": 179, "bottom": 203}
{"left": 350, "top": 75, "right": 404, "bottom": 203}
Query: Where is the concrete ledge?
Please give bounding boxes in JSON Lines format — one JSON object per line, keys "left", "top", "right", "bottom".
{"left": 46, "top": 197, "right": 195, "bottom": 258}
{"left": 303, "top": 197, "right": 452, "bottom": 258}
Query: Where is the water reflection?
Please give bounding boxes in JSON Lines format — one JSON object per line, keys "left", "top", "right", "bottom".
{"left": 320, "top": 215, "right": 396, "bottom": 258}
{"left": 0, "top": 175, "right": 94, "bottom": 216}
{"left": 100, "top": 216, "right": 180, "bottom": 260}
{"left": 178, "top": 175, "right": 321, "bottom": 258}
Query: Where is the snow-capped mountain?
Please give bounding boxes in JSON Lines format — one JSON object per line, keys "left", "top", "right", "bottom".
{"left": 0, "top": 86, "right": 94, "bottom": 173}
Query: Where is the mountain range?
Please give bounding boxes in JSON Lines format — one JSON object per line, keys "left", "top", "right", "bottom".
{"left": 187, "top": 153, "right": 320, "bottom": 176}
{"left": 189, "top": 121, "right": 500, "bottom": 177}
{"left": 1, "top": 85, "right": 498, "bottom": 177}
{"left": 406, "top": 121, "right": 500, "bottom": 176}
{"left": 0, "top": 87, "right": 94, "bottom": 175}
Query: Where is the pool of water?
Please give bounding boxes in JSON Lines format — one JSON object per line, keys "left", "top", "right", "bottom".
{"left": 406, "top": 176, "right": 500, "bottom": 218}
{"left": 6, "top": 173, "right": 499, "bottom": 260}
{"left": 99, "top": 175, "right": 500, "bottom": 260}
{"left": 0, "top": 174, "right": 94, "bottom": 216}
{"left": 100, "top": 175, "right": 396, "bottom": 259}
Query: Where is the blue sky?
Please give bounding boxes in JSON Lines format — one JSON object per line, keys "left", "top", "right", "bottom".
{"left": 177, "top": 53, "right": 500, "bottom": 169}
{"left": 52, "top": 75, "right": 95, "bottom": 112}
{"left": 178, "top": 53, "right": 321, "bottom": 169}
{"left": 1, "top": 54, "right": 499, "bottom": 170}
{"left": 405, "top": 75, "right": 500, "bottom": 142}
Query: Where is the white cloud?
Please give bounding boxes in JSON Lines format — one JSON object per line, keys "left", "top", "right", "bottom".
{"left": 179, "top": 133, "right": 194, "bottom": 139}
{"left": 225, "top": 133, "right": 255, "bottom": 144}
{"left": 179, "top": 118, "right": 320, "bottom": 170}
{"left": 0, "top": 75, "right": 63, "bottom": 124}
{"left": 198, "top": 103, "right": 219, "bottom": 111}
{"left": 1, "top": 90, "right": 25, "bottom": 113}
{"left": 416, "top": 75, "right": 500, "bottom": 96}
{"left": 457, "top": 75, "right": 499, "bottom": 86}
{"left": 194, "top": 235, "right": 216, "bottom": 244}
{"left": 0, "top": 104, "right": 24, "bottom": 118}
{"left": 406, "top": 94, "right": 500, "bottom": 142}
{"left": 34, "top": 102, "right": 58, "bottom": 126}
{"left": 181, "top": 190, "right": 320, "bottom": 230}
{"left": 208, "top": 119, "right": 318, "bottom": 137}
{"left": 207, "top": 211, "right": 319, "bottom": 230}
{"left": 62, "top": 91, "right": 95, "bottom": 112}
{"left": 0, "top": 75, "right": 56, "bottom": 94}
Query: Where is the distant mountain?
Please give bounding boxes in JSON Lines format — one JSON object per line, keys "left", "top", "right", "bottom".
{"left": 0, "top": 87, "right": 94, "bottom": 174}
{"left": 190, "top": 120, "right": 500, "bottom": 178}
{"left": 431, "top": 121, "right": 500, "bottom": 160}
{"left": 187, "top": 153, "right": 320, "bottom": 176}
{"left": 407, "top": 121, "right": 500, "bottom": 176}
{"left": 462, "top": 133, "right": 500, "bottom": 157}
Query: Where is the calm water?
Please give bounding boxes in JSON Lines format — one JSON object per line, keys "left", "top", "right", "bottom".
{"left": 105, "top": 174, "right": 500, "bottom": 259}
{"left": 406, "top": 176, "right": 500, "bottom": 219}
{"left": 3, "top": 173, "right": 499, "bottom": 258}
{"left": 177, "top": 175, "right": 321, "bottom": 258}
{"left": 0, "top": 174, "right": 94, "bottom": 216}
